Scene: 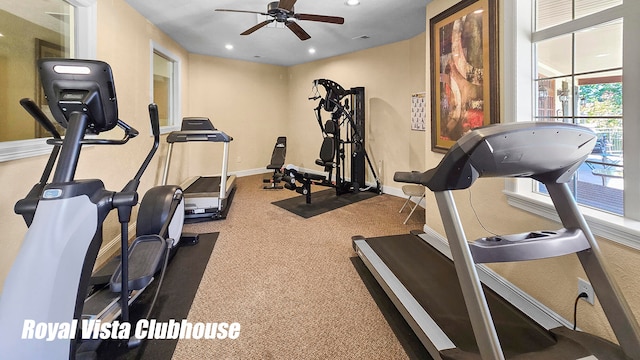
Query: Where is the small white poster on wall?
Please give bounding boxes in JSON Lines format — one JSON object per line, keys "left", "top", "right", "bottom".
{"left": 411, "top": 92, "right": 426, "bottom": 131}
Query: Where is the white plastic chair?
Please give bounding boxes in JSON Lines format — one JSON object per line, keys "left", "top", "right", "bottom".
{"left": 399, "top": 184, "right": 425, "bottom": 224}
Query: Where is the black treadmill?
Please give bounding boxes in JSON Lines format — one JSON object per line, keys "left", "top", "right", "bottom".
{"left": 353, "top": 122, "right": 640, "bottom": 359}
{"left": 162, "top": 117, "right": 236, "bottom": 221}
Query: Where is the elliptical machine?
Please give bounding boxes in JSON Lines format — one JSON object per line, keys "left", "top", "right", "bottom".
{"left": 0, "top": 59, "right": 185, "bottom": 359}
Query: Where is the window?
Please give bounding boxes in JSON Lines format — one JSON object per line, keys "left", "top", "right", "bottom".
{"left": 0, "top": 0, "right": 96, "bottom": 162}
{"left": 504, "top": 0, "right": 640, "bottom": 249}
{"left": 151, "top": 44, "right": 180, "bottom": 133}
{"left": 534, "top": 16, "right": 623, "bottom": 215}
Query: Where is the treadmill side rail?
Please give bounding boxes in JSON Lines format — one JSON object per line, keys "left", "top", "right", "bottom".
{"left": 353, "top": 239, "right": 454, "bottom": 359}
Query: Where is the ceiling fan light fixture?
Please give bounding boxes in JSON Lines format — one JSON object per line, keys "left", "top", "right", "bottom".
{"left": 218, "top": 0, "right": 345, "bottom": 41}
{"left": 345, "top": 0, "right": 360, "bottom": 6}
{"left": 225, "top": 44, "right": 234, "bottom": 50}
{"left": 308, "top": 48, "right": 316, "bottom": 54}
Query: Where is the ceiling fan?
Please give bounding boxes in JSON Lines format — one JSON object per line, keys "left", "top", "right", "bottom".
{"left": 215, "top": 0, "right": 344, "bottom": 41}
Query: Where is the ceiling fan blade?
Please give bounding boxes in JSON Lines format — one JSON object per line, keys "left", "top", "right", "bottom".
{"left": 277, "top": 0, "right": 297, "bottom": 12}
{"left": 285, "top": 21, "right": 310, "bottom": 41}
{"left": 215, "top": 9, "right": 268, "bottom": 16}
{"left": 295, "top": 14, "right": 344, "bottom": 24}
{"left": 241, "top": 19, "right": 274, "bottom": 35}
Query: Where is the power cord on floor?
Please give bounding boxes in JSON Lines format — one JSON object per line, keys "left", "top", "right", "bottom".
{"left": 573, "top": 292, "right": 589, "bottom": 330}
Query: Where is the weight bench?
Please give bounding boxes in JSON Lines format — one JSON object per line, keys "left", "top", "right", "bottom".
{"left": 282, "top": 165, "right": 327, "bottom": 204}
{"left": 263, "top": 136, "right": 287, "bottom": 189}
{"left": 281, "top": 121, "right": 338, "bottom": 203}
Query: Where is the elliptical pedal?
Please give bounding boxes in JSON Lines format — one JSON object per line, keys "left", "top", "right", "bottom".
{"left": 110, "top": 235, "right": 166, "bottom": 293}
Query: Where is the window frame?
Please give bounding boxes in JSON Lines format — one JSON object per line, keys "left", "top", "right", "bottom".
{"left": 0, "top": 0, "right": 97, "bottom": 162}
{"left": 150, "top": 41, "right": 181, "bottom": 134}
{"left": 502, "top": 0, "right": 640, "bottom": 250}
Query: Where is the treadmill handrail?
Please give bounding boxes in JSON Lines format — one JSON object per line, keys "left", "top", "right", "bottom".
{"left": 395, "top": 122, "right": 597, "bottom": 192}
{"left": 167, "top": 130, "right": 232, "bottom": 143}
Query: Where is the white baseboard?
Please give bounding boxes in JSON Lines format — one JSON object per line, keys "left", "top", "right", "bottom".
{"left": 231, "top": 167, "right": 273, "bottom": 178}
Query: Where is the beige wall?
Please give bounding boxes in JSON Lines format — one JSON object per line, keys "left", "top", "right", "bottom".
{"left": 423, "top": 0, "right": 640, "bottom": 343}
{"left": 181, "top": 54, "right": 289, "bottom": 182}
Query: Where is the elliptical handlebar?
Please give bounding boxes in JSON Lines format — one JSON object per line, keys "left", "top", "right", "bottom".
{"left": 20, "top": 98, "right": 62, "bottom": 139}
{"left": 133, "top": 104, "right": 160, "bottom": 181}
{"left": 117, "top": 119, "right": 140, "bottom": 138}
{"left": 149, "top": 103, "right": 161, "bottom": 137}
{"left": 121, "top": 103, "right": 161, "bottom": 193}
{"left": 15, "top": 99, "right": 63, "bottom": 225}
{"left": 45, "top": 119, "right": 139, "bottom": 146}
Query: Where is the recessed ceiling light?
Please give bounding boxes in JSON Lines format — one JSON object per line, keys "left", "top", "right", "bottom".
{"left": 225, "top": 44, "right": 233, "bottom": 50}
{"left": 345, "top": 0, "right": 360, "bottom": 6}
{"left": 0, "top": 33, "right": 4, "bottom": 37}
{"left": 308, "top": 48, "right": 316, "bottom": 54}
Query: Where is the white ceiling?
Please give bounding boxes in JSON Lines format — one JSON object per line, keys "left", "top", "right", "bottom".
{"left": 124, "top": 0, "right": 430, "bottom": 66}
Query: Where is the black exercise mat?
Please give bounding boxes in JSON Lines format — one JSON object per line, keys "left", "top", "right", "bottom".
{"left": 96, "top": 232, "right": 218, "bottom": 360}
{"left": 272, "top": 188, "right": 378, "bottom": 218}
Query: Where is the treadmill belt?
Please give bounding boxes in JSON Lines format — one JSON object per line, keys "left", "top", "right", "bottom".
{"left": 365, "top": 234, "right": 556, "bottom": 357}
{"left": 186, "top": 176, "right": 221, "bottom": 193}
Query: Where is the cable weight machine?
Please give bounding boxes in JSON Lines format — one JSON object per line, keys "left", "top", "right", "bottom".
{"left": 309, "top": 79, "right": 381, "bottom": 196}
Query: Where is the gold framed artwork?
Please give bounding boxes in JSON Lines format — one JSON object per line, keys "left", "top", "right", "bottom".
{"left": 430, "top": 0, "right": 499, "bottom": 153}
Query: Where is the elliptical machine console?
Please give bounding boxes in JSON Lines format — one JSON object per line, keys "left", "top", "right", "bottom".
{"left": 0, "top": 59, "right": 185, "bottom": 359}
{"left": 41, "top": 59, "right": 120, "bottom": 134}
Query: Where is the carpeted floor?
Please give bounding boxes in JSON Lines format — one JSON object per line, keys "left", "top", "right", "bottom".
{"left": 170, "top": 174, "right": 429, "bottom": 359}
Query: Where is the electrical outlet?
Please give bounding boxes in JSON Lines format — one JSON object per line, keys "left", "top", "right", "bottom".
{"left": 578, "top": 278, "right": 595, "bottom": 305}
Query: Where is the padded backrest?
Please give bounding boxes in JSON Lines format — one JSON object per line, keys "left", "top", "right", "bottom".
{"left": 268, "top": 136, "right": 287, "bottom": 168}
{"left": 275, "top": 136, "right": 287, "bottom": 148}
{"left": 324, "top": 120, "right": 338, "bottom": 135}
{"left": 319, "top": 137, "right": 335, "bottom": 163}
